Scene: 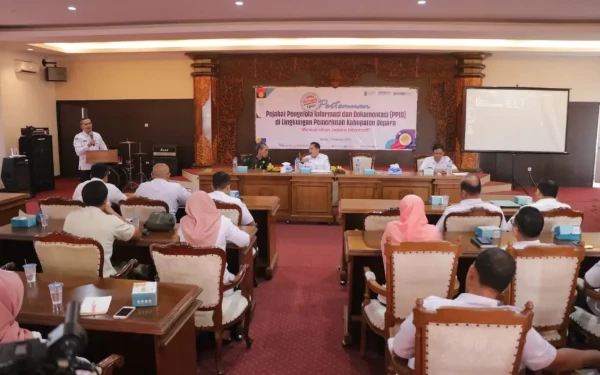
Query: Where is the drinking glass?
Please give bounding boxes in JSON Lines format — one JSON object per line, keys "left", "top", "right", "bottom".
{"left": 442, "top": 195, "right": 450, "bottom": 206}
{"left": 48, "top": 282, "right": 64, "bottom": 305}
{"left": 40, "top": 213, "right": 49, "bottom": 229}
{"left": 23, "top": 263, "right": 36, "bottom": 283}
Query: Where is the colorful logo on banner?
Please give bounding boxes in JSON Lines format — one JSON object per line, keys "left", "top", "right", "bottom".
{"left": 256, "top": 87, "right": 275, "bottom": 99}
{"left": 385, "top": 129, "right": 416, "bottom": 150}
{"left": 256, "top": 138, "right": 267, "bottom": 145}
{"left": 300, "top": 92, "right": 319, "bottom": 111}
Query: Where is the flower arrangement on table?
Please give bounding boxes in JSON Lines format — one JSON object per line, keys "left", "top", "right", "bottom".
{"left": 266, "top": 163, "right": 281, "bottom": 173}
{"left": 330, "top": 166, "right": 347, "bottom": 175}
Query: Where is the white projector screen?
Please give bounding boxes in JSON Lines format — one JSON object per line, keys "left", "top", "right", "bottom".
{"left": 464, "top": 87, "right": 569, "bottom": 153}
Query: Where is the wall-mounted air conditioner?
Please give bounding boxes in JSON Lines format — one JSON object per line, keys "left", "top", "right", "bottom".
{"left": 14, "top": 60, "right": 39, "bottom": 74}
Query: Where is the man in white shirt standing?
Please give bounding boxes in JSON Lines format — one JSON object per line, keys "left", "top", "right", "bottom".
{"left": 64, "top": 181, "right": 141, "bottom": 277}
{"left": 73, "top": 118, "right": 107, "bottom": 182}
{"left": 390, "top": 248, "right": 600, "bottom": 372}
{"left": 301, "top": 142, "right": 330, "bottom": 171}
{"left": 506, "top": 180, "right": 571, "bottom": 231}
{"left": 209, "top": 172, "right": 255, "bottom": 226}
{"left": 72, "top": 163, "right": 127, "bottom": 206}
{"left": 134, "top": 163, "right": 191, "bottom": 216}
{"left": 436, "top": 174, "right": 507, "bottom": 231}
{"left": 419, "top": 143, "right": 458, "bottom": 173}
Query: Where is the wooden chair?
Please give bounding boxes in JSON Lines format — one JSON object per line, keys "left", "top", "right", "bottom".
{"left": 39, "top": 197, "right": 84, "bottom": 220}
{"left": 361, "top": 240, "right": 461, "bottom": 367}
{"left": 0, "top": 262, "right": 15, "bottom": 270}
{"left": 413, "top": 155, "right": 429, "bottom": 171}
{"left": 364, "top": 208, "right": 400, "bottom": 231}
{"left": 389, "top": 298, "right": 534, "bottom": 375}
{"left": 151, "top": 243, "right": 253, "bottom": 375}
{"left": 570, "top": 279, "right": 600, "bottom": 348}
{"left": 119, "top": 197, "right": 169, "bottom": 224}
{"left": 34, "top": 231, "right": 138, "bottom": 279}
{"left": 443, "top": 207, "right": 504, "bottom": 232}
{"left": 97, "top": 354, "right": 125, "bottom": 375}
{"left": 541, "top": 208, "right": 584, "bottom": 233}
{"left": 506, "top": 244, "right": 583, "bottom": 348}
{"left": 214, "top": 201, "right": 243, "bottom": 226}
{"left": 350, "top": 152, "right": 375, "bottom": 171}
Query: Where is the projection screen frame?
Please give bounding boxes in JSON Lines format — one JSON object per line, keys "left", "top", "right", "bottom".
{"left": 461, "top": 86, "right": 571, "bottom": 155}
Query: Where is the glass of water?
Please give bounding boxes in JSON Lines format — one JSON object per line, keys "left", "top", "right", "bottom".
{"left": 23, "top": 263, "right": 37, "bottom": 283}
{"left": 442, "top": 195, "right": 450, "bottom": 206}
{"left": 40, "top": 213, "right": 49, "bottom": 229}
{"left": 48, "top": 282, "right": 64, "bottom": 305}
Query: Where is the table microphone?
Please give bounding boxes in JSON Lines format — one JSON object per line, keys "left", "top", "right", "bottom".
{"left": 527, "top": 167, "right": 538, "bottom": 188}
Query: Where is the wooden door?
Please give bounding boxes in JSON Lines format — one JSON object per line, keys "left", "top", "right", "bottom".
{"left": 57, "top": 101, "right": 89, "bottom": 178}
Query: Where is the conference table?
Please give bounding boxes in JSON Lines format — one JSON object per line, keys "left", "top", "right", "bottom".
{"left": 0, "top": 221, "right": 257, "bottom": 300}
{"left": 337, "top": 195, "right": 519, "bottom": 283}
{"left": 16, "top": 272, "right": 201, "bottom": 375}
{"left": 0, "top": 192, "right": 29, "bottom": 226}
{"left": 186, "top": 168, "right": 465, "bottom": 223}
{"left": 341, "top": 230, "right": 600, "bottom": 346}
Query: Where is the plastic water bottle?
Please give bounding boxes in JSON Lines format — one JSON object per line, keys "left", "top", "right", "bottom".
{"left": 447, "top": 160, "right": 453, "bottom": 176}
{"left": 355, "top": 158, "right": 361, "bottom": 174}
{"left": 232, "top": 157, "right": 238, "bottom": 172}
{"left": 295, "top": 157, "right": 300, "bottom": 172}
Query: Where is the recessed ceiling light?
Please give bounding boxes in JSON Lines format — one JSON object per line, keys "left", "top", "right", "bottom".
{"left": 235, "top": 1, "right": 243, "bottom": 5}
{"left": 417, "top": 0, "right": 426, "bottom": 4}
{"left": 67, "top": 6, "right": 76, "bottom": 11}
{"left": 27, "top": 48, "right": 33, "bottom": 51}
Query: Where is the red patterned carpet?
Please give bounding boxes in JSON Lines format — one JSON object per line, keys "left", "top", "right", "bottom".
{"left": 24, "top": 179, "right": 600, "bottom": 374}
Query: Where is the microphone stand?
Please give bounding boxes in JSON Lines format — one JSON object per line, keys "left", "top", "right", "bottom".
{"left": 510, "top": 152, "right": 530, "bottom": 196}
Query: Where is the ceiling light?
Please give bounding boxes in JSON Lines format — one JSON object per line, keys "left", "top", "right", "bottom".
{"left": 67, "top": 6, "right": 76, "bottom": 11}
{"left": 27, "top": 48, "right": 33, "bottom": 51}
{"left": 417, "top": 0, "right": 426, "bottom": 4}
{"left": 235, "top": 1, "right": 243, "bottom": 5}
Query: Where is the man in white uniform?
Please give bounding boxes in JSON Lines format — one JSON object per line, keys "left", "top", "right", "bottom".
{"left": 64, "top": 181, "right": 141, "bottom": 277}
{"left": 505, "top": 206, "right": 549, "bottom": 250}
{"left": 134, "top": 163, "right": 191, "bottom": 216}
{"left": 301, "top": 142, "right": 330, "bottom": 171}
{"left": 419, "top": 143, "right": 458, "bottom": 173}
{"left": 390, "top": 248, "right": 600, "bottom": 372}
{"left": 436, "top": 174, "right": 507, "bottom": 231}
{"left": 73, "top": 163, "right": 127, "bottom": 206}
{"left": 209, "top": 172, "right": 255, "bottom": 226}
{"left": 73, "top": 118, "right": 107, "bottom": 182}
{"left": 506, "top": 180, "right": 571, "bottom": 231}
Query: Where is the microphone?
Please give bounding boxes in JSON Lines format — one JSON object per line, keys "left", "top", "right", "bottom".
{"left": 90, "top": 131, "right": 94, "bottom": 140}
{"left": 527, "top": 167, "right": 537, "bottom": 188}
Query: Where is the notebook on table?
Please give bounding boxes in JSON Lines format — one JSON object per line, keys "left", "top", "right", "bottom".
{"left": 490, "top": 200, "right": 521, "bottom": 208}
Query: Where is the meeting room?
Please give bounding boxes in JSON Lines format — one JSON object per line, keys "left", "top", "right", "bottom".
{"left": 2, "top": 2, "right": 600, "bottom": 375}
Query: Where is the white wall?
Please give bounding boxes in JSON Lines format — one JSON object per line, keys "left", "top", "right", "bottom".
{"left": 0, "top": 51, "right": 58, "bottom": 179}
{"left": 485, "top": 55, "right": 600, "bottom": 102}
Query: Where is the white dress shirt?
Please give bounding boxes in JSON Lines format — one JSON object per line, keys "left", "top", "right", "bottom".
{"left": 419, "top": 156, "right": 458, "bottom": 171}
{"left": 63, "top": 206, "right": 135, "bottom": 277}
{"left": 436, "top": 198, "right": 508, "bottom": 231}
{"left": 301, "top": 153, "right": 330, "bottom": 171}
{"left": 73, "top": 131, "right": 107, "bottom": 171}
{"left": 72, "top": 178, "right": 127, "bottom": 206}
{"left": 391, "top": 293, "right": 557, "bottom": 371}
{"left": 178, "top": 216, "right": 250, "bottom": 296}
{"left": 506, "top": 198, "right": 572, "bottom": 231}
{"left": 208, "top": 191, "right": 254, "bottom": 225}
{"left": 584, "top": 262, "right": 600, "bottom": 316}
{"left": 134, "top": 178, "right": 191, "bottom": 215}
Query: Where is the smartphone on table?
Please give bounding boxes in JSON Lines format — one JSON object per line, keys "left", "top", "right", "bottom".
{"left": 113, "top": 306, "right": 136, "bottom": 319}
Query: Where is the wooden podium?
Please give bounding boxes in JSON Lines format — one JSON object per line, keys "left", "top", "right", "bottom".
{"left": 86, "top": 150, "right": 119, "bottom": 164}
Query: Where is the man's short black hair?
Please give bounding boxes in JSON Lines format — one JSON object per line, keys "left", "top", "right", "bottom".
{"left": 310, "top": 142, "right": 321, "bottom": 150}
{"left": 513, "top": 206, "right": 544, "bottom": 239}
{"left": 81, "top": 180, "right": 108, "bottom": 207}
{"left": 212, "top": 172, "right": 231, "bottom": 190}
{"left": 460, "top": 174, "right": 481, "bottom": 196}
{"left": 90, "top": 163, "right": 110, "bottom": 180}
{"left": 256, "top": 142, "right": 267, "bottom": 152}
{"left": 474, "top": 248, "right": 516, "bottom": 293}
{"left": 432, "top": 143, "right": 445, "bottom": 152}
{"left": 537, "top": 180, "right": 559, "bottom": 198}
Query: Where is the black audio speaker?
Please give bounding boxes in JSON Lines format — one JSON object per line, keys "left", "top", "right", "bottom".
{"left": 1, "top": 157, "right": 31, "bottom": 193}
{"left": 152, "top": 145, "right": 179, "bottom": 176}
{"left": 19, "top": 134, "right": 55, "bottom": 193}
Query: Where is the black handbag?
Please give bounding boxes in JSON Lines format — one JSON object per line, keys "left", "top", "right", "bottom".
{"left": 144, "top": 212, "right": 176, "bottom": 232}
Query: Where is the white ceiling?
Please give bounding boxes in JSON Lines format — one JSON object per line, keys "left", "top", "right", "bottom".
{"left": 1, "top": 0, "right": 600, "bottom": 25}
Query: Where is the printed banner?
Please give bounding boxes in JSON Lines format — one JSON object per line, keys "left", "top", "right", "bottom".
{"left": 255, "top": 87, "right": 418, "bottom": 150}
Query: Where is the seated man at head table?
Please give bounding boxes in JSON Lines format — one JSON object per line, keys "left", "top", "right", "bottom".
{"left": 72, "top": 163, "right": 127, "bottom": 206}
{"left": 419, "top": 143, "right": 458, "bottom": 173}
{"left": 63, "top": 181, "right": 142, "bottom": 277}
{"left": 243, "top": 142, "right": 271, "bottom": 170}
{"left": 134, "top": 163, "right": 191, "bottom": 216}
{"left": 503, "top": 206, "right": 549, "bottom": 250}
{"left": 506, "top": 180, "right": 571, "bottom": 231}
{"left": 390, "top": 248, "right": 600, "bottom": 372}
{"left": 301, "top": 142, "right": 330, "bottom": 171}
{"left": 435, "top": 173, "right": 507, "bottom": 231}
{"left": 209, "top": 172, "right": 256, "bottom": 226}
